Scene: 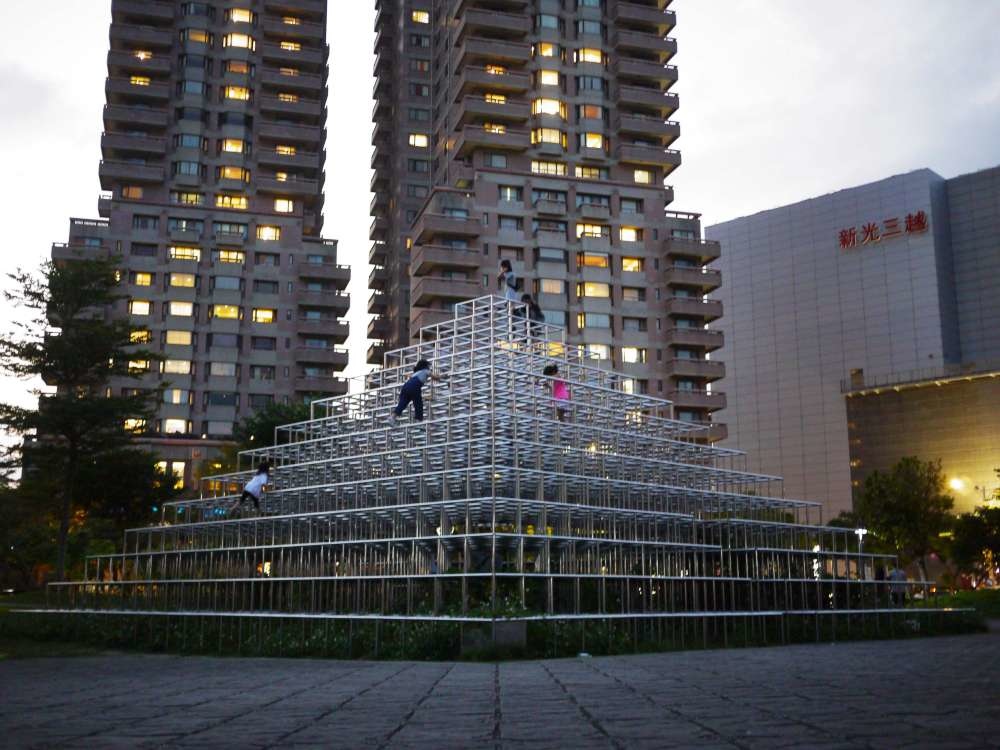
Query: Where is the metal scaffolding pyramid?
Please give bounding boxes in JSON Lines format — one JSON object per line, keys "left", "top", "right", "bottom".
{"left": 46, "top": 296, "right": 946, "bottom": 651}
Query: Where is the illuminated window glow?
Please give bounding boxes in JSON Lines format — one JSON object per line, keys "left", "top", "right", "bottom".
{"left": 539, "top": 70, "right": 560, "bottom": 86}
{"left": 583, "top": 132, "right": 604, "bottom": 149}
{"left": 634, "top": 169, "right": 653, "bottom": 185}
{"left": 484, "top": 93, "right": 507, "bottom": 104}
{"left": 229, "top": 8, "right": 254, "bottom": 23}
{"left": 170, "top": 272, "right": 196, "bottom": 287}
{"left": 622, "top": 256, "right": 643, "bottom": 271}
{"left": 485, "top": 64, "right": 507, "bottom": 75}
{"left": 531, "top": 160, "right": 566, "bottom": 176}
{"left": 216, "top": 194, "right": 249, "bottom": 210}
{"left": 280, "top": 41, "right": 302, "bottom": 51}
{"left": 166, "top": 330, "right": 192, "bottom": 345}
{"left": 212, "top": 304, "right": 240, "bottom": 320}
{"left": 620, "top": 228, "right": 641, "bottom": 243}
{"left": 129, "top": 300, "right": 151, "bottom": 316}
{"left": 578, "top": 48, "right": 603, "bottom": 64}
{"left": 276, "top": 144, "right": 297, "bottom": 156}
{"left": 133, "top": 272, "right": 153, "bottom": 287}
{"left": 274, "top": 199, "right": 294, "bottom": 213}
{"left": 169, "top": 246, "right": 201, "bottom": 261}
{"left": 408, "top": 133, "right": 429, "bottom": 148}
{"left": 257, "top": 225, "right": 281, "bottom": 241}
{"left": 169, "top": 301, "right": 194, "bottom": 317}
{"left": 225, "top": 85, "right": 251, "bottom": 101}
{"left": 221, "top": 138, "right": 246, "bottom": 153}
{"left": 223, "top": 33, "right": 256, "bottom": 50}
{"left": 163, "top": 359, "right": 191, "bottom": 375}
{"left": 130, "top": 75, "right": 150, "bottom": 87}
{"left": 252, "top": 308, "right": 276, "bottom": 324}
{"left": 411, "top": 10, "right": 430, "bottom": 23}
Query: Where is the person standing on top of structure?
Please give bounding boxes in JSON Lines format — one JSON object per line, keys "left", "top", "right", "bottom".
{"left": 498, "top": 259, "right": 519, "bottom": 302}
{"left": 543, "top": 364, "right": 570, "bottom": 422}
{"left": 232, "top": 461, "right": 270, "bottom": 514}
{"left": 389, "top": 359, "right": 447, "bottom": 425}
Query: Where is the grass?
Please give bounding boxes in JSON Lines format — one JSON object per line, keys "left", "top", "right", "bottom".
{"left": 935, "top": 588, "right": 1000, "bottom": 619}
{"left": 0, "top": 591, "right": 108, "bottom": 659}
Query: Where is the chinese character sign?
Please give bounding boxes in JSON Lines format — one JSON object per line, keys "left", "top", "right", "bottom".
{"left": 838, "top": 210, "right": 928, "bottom": 251}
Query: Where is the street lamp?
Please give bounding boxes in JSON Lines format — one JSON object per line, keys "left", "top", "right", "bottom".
{"left": 855, "top": 528, "right": 868, "bottom": 579}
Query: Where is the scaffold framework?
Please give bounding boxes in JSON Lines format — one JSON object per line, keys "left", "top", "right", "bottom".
{"left": 42, "top": 297, "right": 963, "bottom": 654}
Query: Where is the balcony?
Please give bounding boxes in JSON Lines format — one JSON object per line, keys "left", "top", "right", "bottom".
{"left": 370, "top": 215, "right": 388, "bottom": 242}
{"left": 412, "top": 212, "right": 481, "bottom": 243}
{"left": 298, "top": 290, "right": 350, "bottom": 313}
{"left": 261, "top": 43, "right": 326, "bottom": 68}
{"left": 665, "top": 327, "right": 724, "bottom": 352}
{"left": 369, "top": 242, "right": 387, "bottom": 265}
{"left": 615, "top": 143, "right": 682, "bottom": 171}
{"left": 410, "top": 307, "right": 455, "bottom": 335}
{"left": 296, "top": 317, "right": 349, "bottom": 344}
{"left": 368, "top": 315, "right": 389, "bottom": 340}
{"left": 109, "top": 23, "right": 174, "bottom": 49}
{"left": 411, "top": 276, "right": 482, "bottom": 306}
{"left": 612, "top": 3, "right": 676, "bottom": 33}
{"left": 257, "top": 176, "right": 321, "bottom": 196}
{"left": 410, "top": 244, "right": 482, "bottom": 275}
{"left": 453, "top": 125, "right": 530, "bottom": 156}
{"left": 457, "top": 37, "right": 531, "bottom": 66}
{"left": 456, "top": 8, "right": 531, "bottom": 39}
{"left": 367, "top": 290, "right": 388, "bottom": 315}
{"left": 612, "top": 30, "right": 677, "bottom": 63}
{"left": 369, "top": 264, "right": 388, "bottom": 290}
{"left": 262, "top": 17, "right": 326, "bottom": 40}
{"left": 257, "top": 147, "right": 322, "bottom": 170}
{"left": 669, "top": 390, "right": 727, "bottom": 411}
{"left": 299, "top": 261, "right": 350, "bottom": 287}
{"left": 665, "top": 358, "right": 726, "bottom": 381}
{"left": 105, "top": 77, "right": 170, "bottom": 102}
{"left": 103, "top": 104, "right": 168, "bottom": 128}
{"left": 665, "top": 297, "right": 724, "bottom": 322}
{"left": 457, "top": 95, "right": 530, "bottom": 124}
{"left": 616, "top": 114, "right": 680, "bottom": 145}
{"left": 616, "top": 86, "right": 679, "bottom": 116}
{"left": 257, "top": 121, "right": 324, "bottom": 144}
{"left": 101, "top": 132, "right": 167, "bottom": 156}
{"left": 664, "top": 265, "right": 721, "bottom": 291}
{"left": 367, "top": 341, "right": 387, "bottom": 366}
{"left": 296, "top": 347, "right": 349, "bottom": 369}
{"left": 107, "top": 49, "right": 171, "bottom": 75}
{"left": 664, "top": 237, "right": 721, "bottom": 263}
{"left": 112, "top": 0, "right": 174, "bottom": 22}
{"left": 260, "top": 68, "right": 325, "bottom": 92}
{"left": 453, "top": 67, "right": 530, "bottom": 98}
{"left": 264, "top": 0, "right": 326, "bottom": 14}
{"left": 294, "top": 376, "right": 348, "bottom": 395}
{"left": 99, "top": 160, "right": 164, "bottom": 189}
{"left": 259, "top": 95, "right": 324, "bottom": 118}
{"left": 613, "top": 59, "right": 678, "bottom": 90}
{"left": 533, "top": 199, "right": 567, "bottom": 216}
{"left": 579, "top": 203, "right": 610, "bottom": 221}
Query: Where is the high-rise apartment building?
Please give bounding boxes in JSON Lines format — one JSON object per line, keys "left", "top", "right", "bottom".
{"left": 367, "top": 0, "right": 725, "bottom": 434}
{"left": 51, "top": 0, "right": 349, "bottom": 488}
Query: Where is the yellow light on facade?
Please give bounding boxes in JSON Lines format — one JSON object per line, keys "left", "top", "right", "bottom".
{"left": 948, "top": 478, "right": 965, "bottom": 492}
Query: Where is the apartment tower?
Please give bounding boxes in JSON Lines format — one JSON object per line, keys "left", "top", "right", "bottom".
{"left": 368, "top": 0, "right": 724, "bottom": 433}
{"left": 51, "top": 0, "right": 349, "bottom": 488}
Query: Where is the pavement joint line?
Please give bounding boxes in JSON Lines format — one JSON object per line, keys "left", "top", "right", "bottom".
{"left": 492, "top": 663, "right": 502, "bottom": 750}
{"left": 376, "top": 664, "right": 455, "bottom": 748}
{"left": 539, "top": 662, "right": 626, "bottom": 750}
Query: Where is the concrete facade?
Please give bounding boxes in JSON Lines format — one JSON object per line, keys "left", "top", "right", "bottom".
{"left": 707, "top": 166, "right": 1000, "bottom": 517}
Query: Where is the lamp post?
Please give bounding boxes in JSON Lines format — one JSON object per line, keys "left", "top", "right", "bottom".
{"left": 855, "top": 528, "right": 868, "bottom": 579}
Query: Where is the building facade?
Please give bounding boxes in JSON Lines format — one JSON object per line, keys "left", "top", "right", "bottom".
{"left": 51, "top": 0, "right": 350, "bottom": 488}
{"left": 708, "top": 165, "right": 1000, "bottom": 517}
{"left": 367, "top": 0, "right": 725, "bottom": 432}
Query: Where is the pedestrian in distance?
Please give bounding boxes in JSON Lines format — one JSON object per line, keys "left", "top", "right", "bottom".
{"left": 542, "top": 364, "right": 570, "bottom": 422}
{"left": 521, "top": 293, "right": 544, "bottom": 337}
{"left": 232, "top": 461, "right": 271, "bottom": 514}
{"left": 888, "top": 565, "right": 908, "bottom": 606}
{"left": 389, "top": 359, "right": 447, "bottom": 425}
{"left": 498, "top": 259, "right": 519, "bottom": 302}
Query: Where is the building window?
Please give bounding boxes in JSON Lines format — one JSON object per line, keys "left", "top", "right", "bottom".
{"left": 577, "top": 251, "right": 609, "bottom": 268}
{"left": 532, "top": 98, "right": 566, "bottom": 118}
{"left": 212, "top": 304, "right": 240, "bottom": 320}
{"left": 535, "top": 42, "right": 561, "bottom": 58}
{"left": 498, "top": 216, "right": 523, "bottom": 232}
{"left": 212, "top": 221, "right": 246, "bottom": 238}
{"left": 122, "top": 186, "right": 144, "bottom": 200}
{"left": 252, "top": 308, "right": 276, "bottom": 324}
{"left": 578, "top": 103, "right": 605, "bottom": 121}
{"left": 214, "top": 249, "right": 245, "bottom": 265}
{"left": 621, "top": 347, "right": 646, "bottom": 364}
{"left": 634, "top": 169, "right": 653, "bottom": 185}
{"left": 536, "top": 14, "right": 561, "bottom": 30}
{"left": 409, "top": 58, "right": 430, "bottom": 72}
{"left": 411, "top": 9, "right": 430, "bottom": 23}
{"left": 620, "top": 198, "right": 643, "bottom": 214}
{"left": 622, "top": 256, "right": 643, "bottom": 272}
{"left": 274, "top": 199, "right": 294, "bottom": 213}
{"left": 220, "top": 138, "right": 247, "bottom": 154}
{"left": 257, "top": 225, "right": 280, "bottom": 241}
{"left": 538, "top": 278, "right": 565, "bottom": 295}
{"left": 171, "top": 191, "right": 204, "bottom": 205}
{"left": 577, "top": 312, "right": 611, "bottom": 329}
{"left": 275, "top": 144, "right": 297, "bottom": 156}
{"left": 218, "top": 165, "right": 250, "bottom": 182}
{"left": 538, "top": 70, "right": 560, "bottom": 86}
{"left": 162, "top": 359, "right": 192, "bottom": 375}
{"left": 620, "top": 228, "right": 643, "bottom": 243}
{"left": 213, "top": 276, "right": 241, "bottom": 291}
{"left": 282, "top": 16, "right": 300, "bottom": 25}
{"left": 278, "top": 92, "right": 299, "bottom": 103}
{"left": 130, "top": 75, "right": 151, "bottom": 87}
{"left": 622, "top": 287, "right": 645, "bottom": 302}
{"left": 578, "top": 281, "right": 610, "bottom": 298}
{"left": 622, "top": 317, "right": 647, "bottom": 332}
{"left": 173, "top": 161, "right": 203, "bottom": 177}
{"left": 531, "top": 160, "right": 566, "bottom": 176}
{"left": 169, "top": 246, "right": 201, "bottom": 261}
{"left": 576, "top": 223, "right": 609, "bottom": 239}
{"left": 180, "top": 29, "right": 213, "bottom": 45}
{"left": 226, "top": 8, "right": 254, "bottom": 23}
{"left": 163, "top": 389, "right": 190, "bottom": 405}
{"left": 251, "top": 336, "right": 276, "bottom": 351}
{"left": 408, "top": 133, "right": 429, "bottom": 148}
{"left": 408, "top": 83, "right": 430, "bottom": 97}
{"left": 484, "top": 93, "right": 507, "bottom": 104}
{"left": 577, "top": 48, "right": 603, "bottom": 64}
{"left": 170, "top": 272, "right": 197, "bottom": 288}
{"left": 210, "top": 362, "right": 237, "bottom": 377}
{"left": 169, "top": 301, "right": 194, "bottom": 317}
{"left": 485, "top": 153, "right": 508, "bottom": 168}
{"left": 216, "top": 194, "right": 249, "bottom": 210}
{"left": 225, "top": 60, "right": 251, "bottom": 75}
{"left": 224, "top": 85, "right": 251, "bottom": 101}
{"left": 129, "top": 300, "right": 151, "bottom": 316}
{"left": 499, "top": 185, "right": 522, "bottom": 202}
{"left": 131, "top": 272, "right": 153, "bottom": 287}
{"left": 531, "top": 128, "right": 567, "bottom": 147}
{"left": 408, "top": 107, "right": 430, "bottom": 121}
{"left": 222, "top": 33, "right": 255, "bottom": 50}
{"left": 408, "top": 34, "right": 430, "bottom": 48}
{"left": 575, "top": 166, "right": 608, "bottom": 180}
{"left": 165, "top": 330, "right": 192, "bottom": 346}
{"left": 279, "top": 40, "right": 301, "bottom": 51}
{"left": 584, "top": 343, "right": 610, "bottom": 360}
{"left": 162, "top": 418, "right": 188, "bottom": 435}
{"left": 582, "top": 132, "right": 604, "bottom": 149}
{"left": 407, "top": 159, "right": 429, "bottom": 173}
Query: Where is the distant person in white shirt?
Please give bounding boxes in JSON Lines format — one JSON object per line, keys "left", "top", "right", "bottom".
{"left": 232, "top": 461, "right": 270, "bottom": 513}
{"left": 499, "top": 259, "right": 519, "bottom": 302}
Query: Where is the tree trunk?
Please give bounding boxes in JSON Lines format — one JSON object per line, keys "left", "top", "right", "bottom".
{"left": 54, "top": 452, "right": 78, "bottom": 582}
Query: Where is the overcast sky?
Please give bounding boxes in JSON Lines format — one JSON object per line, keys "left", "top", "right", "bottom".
{"left": 0, "top": 0, "right": 998, "bottom": 414}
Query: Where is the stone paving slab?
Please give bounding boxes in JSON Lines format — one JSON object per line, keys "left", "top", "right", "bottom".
{"left": 2, "top": 633, "right": 999, "bottom": 749}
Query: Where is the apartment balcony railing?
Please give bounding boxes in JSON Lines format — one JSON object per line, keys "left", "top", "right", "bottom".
{"left": 294, "top": 376, "right": 348, "bottom": 394}
{"left": 456, "top": 8, "right": 531, "bottom": 39}
{"left": 259, "top": 96, "right": 324, "bottom": 118}
{"left": 260, "top": 68, "right": 326, "bottom": 91}
{"left": 111, "top": 0, "right": 174, "bottom": 22}
{"left": 612, "top": 2, "right": 676, "bottom": 32}
{"left": 453, "top": 125, "right": 530, "bottom": 156}
{"left": 98, "top": 160, "right": 164, "bottom": 187}
{"left": 105, "top": 77, "right": 171, "bottom": 101}
{"left": 261, "top": 43, "right": 326, "bottom": 68}
{"left": 615, "top": 113, "right": 681, "bottom": 144}
{"left": 411, "top": 276, "right": 483, "bottom": 306}
{"left": 295, "top": 347, "right": 349, "bottom": 369}
{"left": 106, "top": 49, "right": 171, "bottom": 75}
{"left": 665, "top": 296, "right": 724, "bottom": 321}
{"left": 263, "top": 0, "right": 326, "bottom": 13}
{"left": 412, "top": 212, "right": 482, "bottom": 244}
{"left": 616, "top": 143, "right": 682, "bottom": 172}
{"left": 612, "top": 30, "right": 678, "bottom": 62}
{"left": 101, "top": 131, "right": 167, "bottom": 155}
{"left": 615, "top": 86, "right": 679, "bottom": 116}
{"left": 257, "top": 121, "right": 324, "bottom": 143}
{"left": 109, "top": 23, "right": 174, "bottom": 49}
{"left": 664, "top": 237, "right": 722, "bottom": 263}
{"left": 668, "top": 389, "right": 728, "bottom": 411}
{"left": 410, "top": 244, "right": 483, "bottom": 275}
{"left": 297, "top": 290, "right": 350, "bottom": 313}
{"left": 664, "top": 265, "right": 722, "bottom": 290}
{"left": 457, "top": 95, "right": 530, "bottom": 124}
{"left": 665, "top": 358, "right": 726, "bottom": 381}
{"left": 368, "top": 290, "right": 388, "bottom": 315}
{"left": 296, "top": 317, "right": 349, "bottom": 344}
{"left": 367, "top": 315, "right": 389, "bottom": 340}
{"left": 453, "top": 67, "right": 531, "bottom": 98}
{"left": 261, "top": 17, "right": 326, "bottom": 40}
{"left": 103, "top": 103, "right": 168, "bottom": 128}
{"left": 665, "top": 327, "right": 725, "bottom": 351}
{"left": 457, "top": 37, "right": 532, "bottom": 65}
{"left": 299, "top": 261, "right": 350, "bottom": 287}
{"left": 368, "top": 264, "right": 388, "bottom": 290}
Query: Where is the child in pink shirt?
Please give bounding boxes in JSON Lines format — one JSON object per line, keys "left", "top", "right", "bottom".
{"left": 543, "top": 364, "right": 570, "bottom": 421}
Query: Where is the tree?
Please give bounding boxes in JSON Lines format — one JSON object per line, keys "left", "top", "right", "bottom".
{"left": 855, "top": 457, "right": 954, "bottom": 580}
{"left": 951, "top": 506, "right": 1000, "bottom": 581}
{"left": 0, "top": 255, "right": 162, "bottom": 580}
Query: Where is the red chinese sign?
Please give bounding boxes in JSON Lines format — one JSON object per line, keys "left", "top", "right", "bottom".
{"left": 839, "top": 210, "right": 928, "bottom": 250}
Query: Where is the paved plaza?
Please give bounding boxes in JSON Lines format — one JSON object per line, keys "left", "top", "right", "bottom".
{"left": 2, "top": 633, "right": 999, "bottom": 749}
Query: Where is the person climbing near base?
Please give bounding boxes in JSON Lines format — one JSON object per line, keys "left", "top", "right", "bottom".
{"left": 389, "top": 359, "right": 447, "bottom": 425}
{"left": 232, "top": 461, "right": 271, "bottom": 514}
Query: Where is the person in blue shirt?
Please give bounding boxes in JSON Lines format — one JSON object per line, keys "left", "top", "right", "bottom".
{"left": 389, "top": 359, "right": 446, "bottom": 424}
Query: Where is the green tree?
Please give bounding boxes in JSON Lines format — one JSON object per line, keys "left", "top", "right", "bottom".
{"left": 855, "top": 457, "right": 954, "bottom": 580}
{"left": 951, "top": 506, "right": 1000, "bottom": 580}
{"left": 0, "top": 256, "right": 162, "bottom": 581}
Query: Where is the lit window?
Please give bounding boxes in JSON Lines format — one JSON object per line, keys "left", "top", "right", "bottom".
{"left": 221, "top": 138, "right": 246, "bottom": 153}
{"left": 226, "top": 60, "right": 251, "bottom": 75}
{"left": 163, "top": 418, "right": 188, "bottom": 434}
{"left": 276, "top": 144, "right": 297, "bottom": 156}
{"left": 210, "top": 362, "right": 237, "bottom": 377}
{"left": 130, "top": 75, "right": 151, "bottom": 87}
{"left": 127, "top": 360, "right": 149, "bottom": 373}
{"left": 531, "top": 128, "right": 566, "bottom": 147}
{"left": 155, "top": 460, "right": 186, "bottom": 490}
{"left": 578, "top": 252, "right": 609, "bottom": 268}
{"left": 483, "top": 122, "right": 506, "bottom": 134}
{"left": 216, "top": 249, "right": 245, "bottom": 264}
{"left": 279, "top": 93, "right": 299, "bottom": 104}
{"left": 576, "top": 166, "right": 607, "bottom": 179}
{"left": 216, "top": 194, "right": 249, "bottom": 210}
{"left": 408, "top": 133, "right": 429, "bottom": 148}
{"left": 485, "top": 64, "right": 507, "bottom": 75}
{"left": 166, "top": 330, "right": 192, "bottom": 346}
{"left": 163, "top": 389, "right": 189, "bottom": 404}
{"left": 133, "top": 272, "right": 153, "bottom": 287}
{"left": 585, "top": 343, "right": 610, "bottom": 360}
{"left": 576, "top": 223, "right": 608, "bottom": 239}
{"left": 279, "top": 67, "right": 299, "bottom": 77}
{"left": 171, "top": 191, "right": 203, "bottom": 205}
{"left": 622, "top": 347, "right": 647, "bottom": 364}
{"left": 169, "top": 301, "right": 194, "bottom": 317}
{"left": 583, "top": 132, "right": 604, "bottom": 149}
{"left": 252, "top": 308, "right": 276, "bottom": 324}
{"left": 539, "top": 278, "right": 565, "bottom": 294}
{"left": 219, "top": 165, "right": 250, "bottom": 182}
{"left": 280, "top": 41, "right": 302, "bottom": 51}
{"left": 134, "top": 50, "right": 152, "bottom": 61}
{"left": 129, "top": 300, "right": 151, "bottom": 316}
{"left": 223, "top": 33, "right": 256, "bottom": 50}
{"left": 163, "top": 359, "right": 191, "bottom": 375}
{"left": 124, "top": 418, "right": 146, "bottom": 433}
{"left": 537, "top": 42, "right": 558, "bottom": 57}
{"left": 411, "top": 10, "right": 430, "bottom": 23}
{"left": 274, "top": 199, "right": 294, "bottom": 213}
{"left": 283, "top": 16, "right": 301, "bottom": 25}
{"left": 634, "top": 169, "right": 653, "bottom": 185}
{"left": 577, "top": 313, "right": 611, "bottom": 329}
{"left": 620, "top": 228, "right": 641, "bottom": 243}
{"left": 184, "top": 29, "right": 211, "bottom": 44}
{"left": 539, "top": 70, "right": 560, "bottom": 86}
{"left": 579, "top": 282, "right": 610, "bottom": 298}
{"left": 531, "top": 160, "right": 566, "bottom": 176}
{"left": 257, "top": 225, "right": 281, "bottom": 241}
{"left": 170, "top": 273, "right": 196, "bottom": 287}
{"left": 484, "top": 93, "right": 507, "bottom": 104}
{"left": 169, "top": 246, "right": 201, "bottom": 261}
{"left": 130, "top": 329, "right": 152, "bottom": 344}
{"left": 122, "top": 186, "right": 144, "bottom": 200}
{"left": 622, "top": 256, "right": 643, "bottom": 271}
{"left": 228, "top": 8, "right": 254, "bottom": 23}
{"left": 212, "top": 304, "right": 240, "bottom": 320}
{"left": 225, "top": 86, "right": 251, "bottom": 101}
{"left": 578, "top": 48, "right": 603, "bottom": 64}
{"left": 532, "top": 98, "right": 566, "bottom": 118}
